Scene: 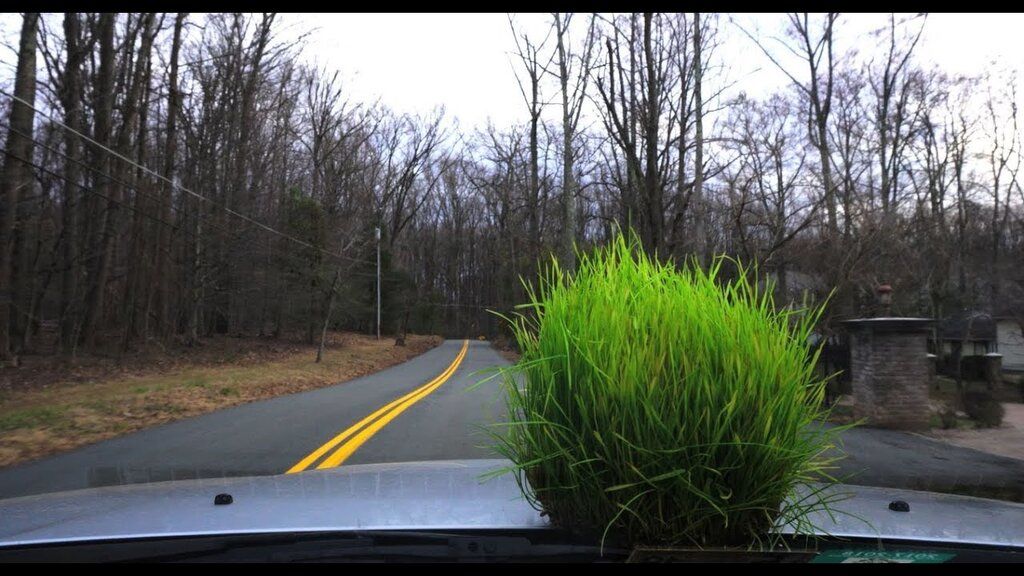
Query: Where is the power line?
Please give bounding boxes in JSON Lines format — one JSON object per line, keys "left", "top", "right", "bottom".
{"left": 0, "top": 88, "right": 377, "bottom": 267}
{"left": 2, "top": 118, "right": 271, "bottom": 255}
{"left": 5, "top": 145, "right": 509, "bottom": 309}
{"left": 2, "top": 147, "right": 182, "bottom": 234}
{"left": 0, "top": 95, "right": 512, "bottom": 309}
{"left": 0, "top": 120, "right": 383, "bottom": 280}
{"left": 8, "top": 147, "right": 501, "bottom": 313}
{"left": 2, "top": 118, "right": 186, "bottom": 226}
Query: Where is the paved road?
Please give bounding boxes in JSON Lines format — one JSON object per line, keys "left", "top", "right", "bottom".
{"left": 0, "top": 340, "right": 509, "bottom": 500}
{"left": 828, "top": 423, "right": 1024, "bottom": 498}
{"left": 1, "top": 338, "right": 1022, "bottom": 502}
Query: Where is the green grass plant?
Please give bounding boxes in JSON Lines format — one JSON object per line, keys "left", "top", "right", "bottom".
{"left": 490, "top": 232, "right": 848, "bottom": 549}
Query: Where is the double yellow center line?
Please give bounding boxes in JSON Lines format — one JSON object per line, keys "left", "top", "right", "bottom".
{"left": 287, "top": 339, "right": 469, "bottom": 473}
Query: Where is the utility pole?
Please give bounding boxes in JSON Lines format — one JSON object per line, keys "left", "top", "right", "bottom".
{"left": 375, "top": 226, "right": 381, "bottom": 340}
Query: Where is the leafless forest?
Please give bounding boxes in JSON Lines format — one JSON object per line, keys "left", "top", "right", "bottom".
{"left": 0, "top": 13, "right": 1022, "bottom": 362}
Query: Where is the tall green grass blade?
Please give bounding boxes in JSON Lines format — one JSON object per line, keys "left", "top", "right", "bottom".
{"left": 487, "top": 230, "right": 848, "bottom": 548}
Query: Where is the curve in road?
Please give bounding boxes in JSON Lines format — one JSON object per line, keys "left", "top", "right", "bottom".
{"left": 0, "top": 340, "right": 509, "bottom": 500}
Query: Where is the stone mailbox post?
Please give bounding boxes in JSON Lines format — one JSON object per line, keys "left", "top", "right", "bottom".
{"left": 842, "top": 317, "right": 934, "bottom": 430}
{"left": 984, "top": 353, "right": 1003, "bottom": 389}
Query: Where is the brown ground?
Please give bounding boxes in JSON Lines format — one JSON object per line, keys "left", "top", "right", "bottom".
{"left": 489, "top": 336, "right": 521, "bottom": 363}
{"left": 0, "top": 332, "right": 441, "bottom": 468}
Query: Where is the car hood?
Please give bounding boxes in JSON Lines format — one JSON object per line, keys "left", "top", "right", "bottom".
{"left": 0, "top": 458, "right": 1022, "bottom": 549}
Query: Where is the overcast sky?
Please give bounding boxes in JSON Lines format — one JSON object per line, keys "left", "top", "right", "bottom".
{"left": 1, "top": 13, "right": 1022, "bottom": 130}
{"left": 274, "top": 12, "right": 1024, "bottom": 130}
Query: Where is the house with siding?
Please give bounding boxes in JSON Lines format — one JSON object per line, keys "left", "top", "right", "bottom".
{"left": 937, "top": 311, "right": 1024, "bottom": 373}
{"left": 997, "top": 317, "right": 1024, "bottom": 371}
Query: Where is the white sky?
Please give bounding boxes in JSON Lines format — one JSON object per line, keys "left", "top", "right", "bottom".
{"left": 277, "top": 12, "right": 1024, "bottom": 130}
{"left": 276, "top": 13, "right": 554, "bottom": 130}
{"left": 1, "top": 13, "right": 1023, "bottom": 130}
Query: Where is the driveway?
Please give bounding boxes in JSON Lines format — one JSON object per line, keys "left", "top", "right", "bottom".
{"left": 924, "top": 403, "right": 1024, "bottom": 461}
{"left": 829, "top": 423, "right": 1024, "bottom": 501}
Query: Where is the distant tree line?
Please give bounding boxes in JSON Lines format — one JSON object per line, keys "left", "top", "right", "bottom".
{"left": 0, "top": 12, "right": 1022, "bottom": 363}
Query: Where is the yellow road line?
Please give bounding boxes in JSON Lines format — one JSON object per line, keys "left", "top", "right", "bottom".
{"left": 315, "top": 340, "right": 468, "bottom": 469}
{"left": 286, "top": 340, "right": 469, "bottom": 474}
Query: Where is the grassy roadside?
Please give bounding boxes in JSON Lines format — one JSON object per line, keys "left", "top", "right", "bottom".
{"left": 0, "top": 332, "right": 441, "bottom": 468}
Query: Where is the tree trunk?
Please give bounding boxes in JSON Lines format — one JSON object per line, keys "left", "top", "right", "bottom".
{"left": 528, "top": 87, "right": 540, "bottom": 265}
{"left": 316, "top": 269, "right": 341, "bottom": 363}
{"left": 59, "top": 12, "right": 85, "bottom": 354}
{"left": 692, "top": 12, "right": 705, "bottom": 265}
{"left": 187, "top": 206, "right": 202, "bottom": 346}
{"left": 79, "top": 13, "right": 116, "bottom": 348}
{"left": 555, "top": 13, "right": 576, "bottom": 272}
{"left": 0, "top": 13, "right": 40, "bottom": 363}
{"left": 155, "top": 13, "right": 186, "bottom": 338}
{"left": 642, "top": 13, "right": 662, "bottom": 256}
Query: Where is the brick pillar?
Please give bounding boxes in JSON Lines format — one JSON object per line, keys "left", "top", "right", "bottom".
{"left": 843, "top": 318, "right": 934, "bottom": 430}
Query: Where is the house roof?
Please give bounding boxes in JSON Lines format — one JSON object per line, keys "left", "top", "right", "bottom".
{"left": 938, "top": 311, "right": 997, "bottom": 341}
{"left": 765, "top": 270, "right": 827, "bottom": 293}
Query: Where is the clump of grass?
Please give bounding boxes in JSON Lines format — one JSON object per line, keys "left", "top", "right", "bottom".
{"left": 0, "top": 406, "right": 64, "bottom": 431}
{"left": 491, "top": 232, "right": 847, "bottom": 549}
{"left": 184, "top": 375, "right": 209, "bottom": 388}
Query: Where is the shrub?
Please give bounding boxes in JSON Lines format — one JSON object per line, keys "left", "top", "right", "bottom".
{"left": 939, "top": 408, "right": 958, "bottom": 430}
{"left": 492, "top": 233, "right": 846, "bottom": 549}
{"left": 963, "top": 391, "right": 1004, "bottom": 428}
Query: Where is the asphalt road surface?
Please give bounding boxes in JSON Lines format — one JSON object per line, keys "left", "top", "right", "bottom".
{"left": 1, "top": 338, "right": 1022, "bottom": 501}
{"left": 0, "top": 340, "right": 509, "bottom": 500}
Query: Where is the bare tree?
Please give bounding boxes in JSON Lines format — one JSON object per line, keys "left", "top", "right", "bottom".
{"left": 868, "top": 14, "right": 926, "bottom": 216}
{"left": 78, "top": 12, "right": 116, "bottom": 348}
{"left": 829, "top": 66, "right": 869, "bottom": 242}
{"left": 724, "top": 93, "right": 819, "bottom": 301}
{"left": 691, "top": 12, "right": 706, "bottom": 265}
{"left": 980, "top": 70, "right": 1022, "bottom": 307}
{"left": 0, "top": 13, "right": 40, "bottom": 363}
{"left": 154, "top": 12, "right": 186, "bottom": 338}
{"left": 0, "top": 12, "right": 1022, "bottom": 361}
{"left": 57, "top": 12, "right": 88, "bottom": 353}
{"left": 740, "top": 13, "right": 840, "bottom": 240}
{"left": 550, "top": 13, "right": 595, "bottom": 271}
{"left": 594, "top": 13, "right": 680, "bottom": 256}
{"left": 509, "top": 16, "right": 554, "bottom": 266}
